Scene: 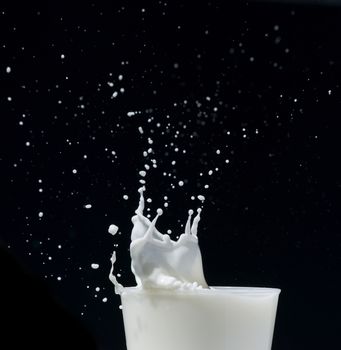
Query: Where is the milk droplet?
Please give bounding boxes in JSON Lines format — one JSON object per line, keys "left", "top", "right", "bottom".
{"left": 84, "top": 204, "right": 92, "bottom": 209}
{"left": 139, "top": 170, "right": 146, "bottom": 177}
{"left": 108, "top": 224, "right": 119, "bottom": 235}
{"left": 197, "top": 195, "right": 205, "bottom": 201}
{"left": 102, "top": 297, "right": 108, "bottom": 303}
{"left": 138, "top": 126, "right": 144, "bottom": 134}
{"left": 91, "top": 263, "right": 99, "bottom": 269}
{"left": 6, "top": 66, "right": 11, "bottom": 73}
{"left": 178, "top": 180, "right": 184, "bottom": 186}
{"left": 127, "top": 111, "right": 135, "bottom": 117}
{"left": 95, "top": 287, "right": 100, "bottom": 292}
{"left": 123, "top": 195, "right": 129, "bottom": 200}
{"left": 72, "top": 169, "right": 77, "bottom": 174}
{"left": 38, "top": 212, "right": 44, "bottom": 218}
{"left": 57, "top": 276, "right": 62, "bottom": 281}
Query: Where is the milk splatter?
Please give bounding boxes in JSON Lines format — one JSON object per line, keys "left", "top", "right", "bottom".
{"left": 109, "top": 187, "right": 208, "bottom": 294}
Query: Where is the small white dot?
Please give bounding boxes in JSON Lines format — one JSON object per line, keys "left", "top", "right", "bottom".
{"left": 6, "top": 66, "right": 11, "bottom": 73}
{"left": 72, "top": 169, "right": 77, "bottom": 174}
{"left": 108, "top": 224, "right": 119, "bottom": 235}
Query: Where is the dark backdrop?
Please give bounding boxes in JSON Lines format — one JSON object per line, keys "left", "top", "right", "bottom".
{"left": 1, "top": 1, "right": 340, "bottom": 349}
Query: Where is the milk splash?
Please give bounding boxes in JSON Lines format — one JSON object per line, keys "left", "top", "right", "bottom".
{"left": 109, "top": 186, "right": 208, "bottom": 294}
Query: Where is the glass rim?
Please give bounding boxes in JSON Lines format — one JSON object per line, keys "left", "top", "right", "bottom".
{"left": 121, "top": 286, "right": 281, "bottom": 296}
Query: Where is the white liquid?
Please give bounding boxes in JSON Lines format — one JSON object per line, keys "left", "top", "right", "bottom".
{"left": 109, "top": 187, "right": 280, "bottom": 350}
{"left": 121, "top": 287, "right": 280, "bottom": 350}
{"left": 109, "top": 186, "right": 208, "bottom": 291}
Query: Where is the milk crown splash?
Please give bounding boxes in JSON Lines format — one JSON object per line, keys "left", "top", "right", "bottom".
{"left": 109, "top": 187, "right": 208, "bottom": 293}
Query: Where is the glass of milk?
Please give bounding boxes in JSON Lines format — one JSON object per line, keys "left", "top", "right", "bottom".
{"left": 120, "top": 286, "right": 280, "bottom": 350}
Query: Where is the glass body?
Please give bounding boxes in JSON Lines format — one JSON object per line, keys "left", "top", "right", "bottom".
{"left": 120, "top": 286, "right": 280, "bottom": 350}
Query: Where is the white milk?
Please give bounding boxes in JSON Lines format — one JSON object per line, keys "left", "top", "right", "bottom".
{"left": 130, "top": 186, "right": 208, "bottom": 289}
{"left": 121, "top": 287, "right": 280, "bottom": 350}
{"left": 109, "top": 187, "right": 280, "bottom": 350}
{"left": 109, "top": 186, "right": 208, "bottom": 291}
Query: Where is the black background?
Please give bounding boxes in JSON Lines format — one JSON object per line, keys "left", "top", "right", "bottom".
{"left": 1, "top": 1, "right": 341, "bottom": 349}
